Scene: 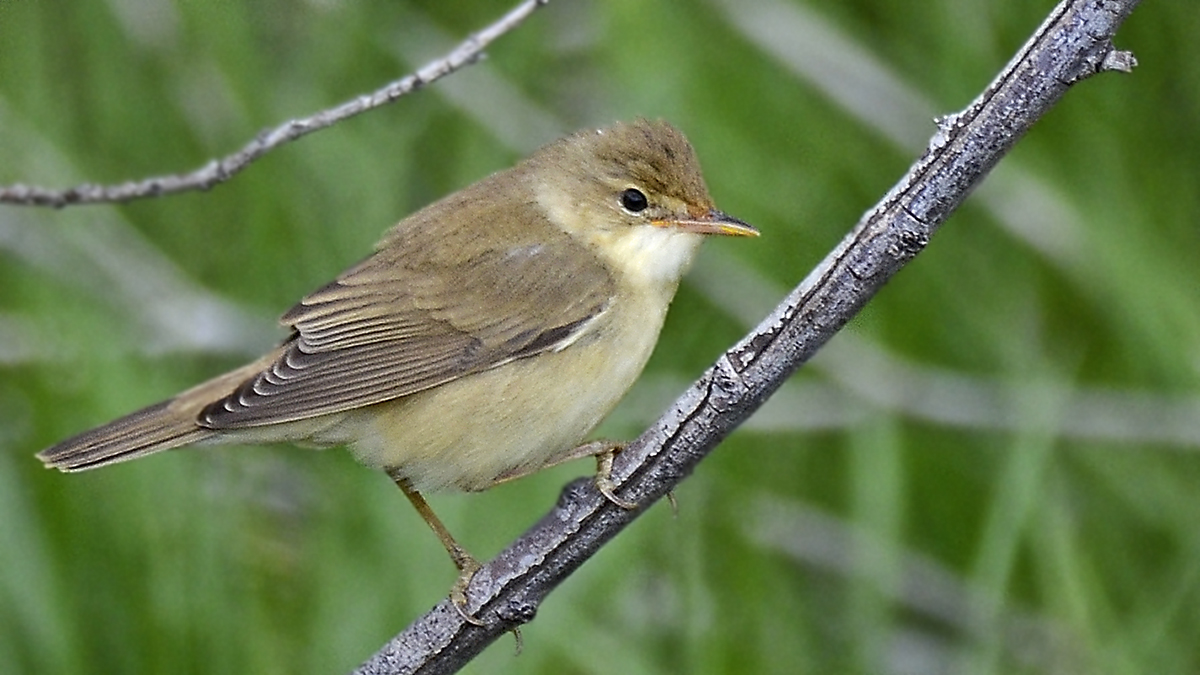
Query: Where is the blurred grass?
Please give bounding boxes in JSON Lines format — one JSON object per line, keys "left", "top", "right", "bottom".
{"left": 1, "top": 0, "right": 1197, "bottom": 673}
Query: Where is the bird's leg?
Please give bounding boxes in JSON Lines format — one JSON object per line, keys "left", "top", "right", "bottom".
{"left": 490, "top": 440, "right": 638, "bottom": 510}
{"left": 388, "top": 470, "right": 485, "bottom": 626}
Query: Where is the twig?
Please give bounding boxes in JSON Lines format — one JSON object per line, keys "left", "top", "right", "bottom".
{"left": 0, "top": 0, "right": 550, "bottom": 208}
{"left": 349, "top": 0, "right": 1141, "bottom": 673}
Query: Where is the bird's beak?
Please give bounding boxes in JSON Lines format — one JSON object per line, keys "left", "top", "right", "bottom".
{"left": 654, "top": 209, "right": 760, "bottom": 237}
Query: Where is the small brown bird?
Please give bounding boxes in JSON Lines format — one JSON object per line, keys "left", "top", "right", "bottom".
{"left": 38, "top": 119, "right": 757, "bottom": 616}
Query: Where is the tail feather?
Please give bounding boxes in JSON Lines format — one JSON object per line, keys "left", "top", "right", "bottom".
{"left": 37, "top": 354, "right": 283, "bottom": 472}
{"left": 37, "top": 399, "right": 216, "bottom": 472}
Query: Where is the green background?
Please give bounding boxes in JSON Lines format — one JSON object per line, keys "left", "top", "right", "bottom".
{"left": 2, "top": 0, "right": 1196, "bottom": 673}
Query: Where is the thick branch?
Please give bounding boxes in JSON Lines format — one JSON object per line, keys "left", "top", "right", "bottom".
{"left": 0, "top": 0, "right": 549, "bottom": 208}
{"left": 351, "top": 1, "right": 1141, "bottom": 673}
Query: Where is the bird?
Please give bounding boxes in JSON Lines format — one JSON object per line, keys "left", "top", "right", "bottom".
{"left": 37, "top": 119, "right": 758, "bottom": 618}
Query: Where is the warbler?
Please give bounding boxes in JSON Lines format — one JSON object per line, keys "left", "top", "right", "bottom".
{"left": 38, "top": 119, "right": 758, "bottom": 617}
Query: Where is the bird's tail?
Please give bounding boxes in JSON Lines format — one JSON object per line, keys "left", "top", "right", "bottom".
{"left": 37, "top": 354, "right": 277, "bottom": 472}
{"left": 37, "top": 399, "right": 216, "bottom": 471}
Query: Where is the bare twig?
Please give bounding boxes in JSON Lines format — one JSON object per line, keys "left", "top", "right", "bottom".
{"left": 0, "top": 0, "right": 549, "bottom": 208}
{"left": 349, "top": 1, "right": 1142, "bottom": 673}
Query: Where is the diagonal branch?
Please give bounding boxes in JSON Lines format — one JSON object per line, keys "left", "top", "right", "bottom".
{"left": 350, "top": 1, "right": 1141, "bottom": 673}
{"left": 0, "top": 0, "right": 550, "bottom": 208}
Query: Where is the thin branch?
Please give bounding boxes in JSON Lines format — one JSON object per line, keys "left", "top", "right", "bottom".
{"left": 349, "top": 0, "right": 1142, "bottom": 673}
{"left": 0, "top": 0, "right": 550, "bottom": 208}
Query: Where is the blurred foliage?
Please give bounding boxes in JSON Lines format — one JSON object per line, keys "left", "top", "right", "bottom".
{"left": 1, "top": 0, "right": 1196, "bottom": 673}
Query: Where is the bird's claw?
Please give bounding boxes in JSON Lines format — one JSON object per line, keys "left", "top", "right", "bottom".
{"left": 595, "top": 447, "right": 638, "bottom": 510}
{"left": 449, "top": 558, "right": 486, "bottom": 626}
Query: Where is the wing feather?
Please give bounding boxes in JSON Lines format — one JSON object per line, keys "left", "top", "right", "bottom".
{"left": 200, "top": 179, "right": 615, "bottom": 428}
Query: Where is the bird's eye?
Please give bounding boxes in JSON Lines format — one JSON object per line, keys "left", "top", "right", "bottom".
{"left": 620, "top": 188, "right": 649, "bottom": 213}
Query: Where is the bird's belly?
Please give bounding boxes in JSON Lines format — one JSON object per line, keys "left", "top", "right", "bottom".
{"left": 333, "top": 303, "right": 666, "bottom": 492}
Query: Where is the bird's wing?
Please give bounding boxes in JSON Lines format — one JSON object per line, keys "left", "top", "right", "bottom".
{"left": 199, "top": 199, "right": 614, "bottom": 429}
